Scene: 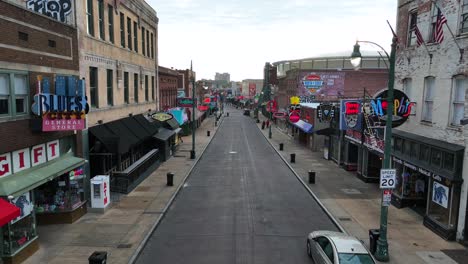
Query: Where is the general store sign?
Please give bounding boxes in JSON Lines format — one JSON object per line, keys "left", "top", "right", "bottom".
{"left": 177, "top": 97, "right": 196, "bottom": 107}
{"left": 0, "top": 140, "right": 60, "bottom": 177}
{"left": 151, "top": 112, "right": 173, "bottom": 122}
{"left": 31, "top": 76, "right": 89, "bottom": 132}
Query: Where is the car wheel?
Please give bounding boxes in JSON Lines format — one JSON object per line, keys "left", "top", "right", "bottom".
{"left": 307, "top": 239, "right": 312, "bottom": 258}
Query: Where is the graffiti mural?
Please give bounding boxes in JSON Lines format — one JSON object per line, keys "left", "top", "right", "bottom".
{"left": 26, "top": 0, "right": 73, "bottom": 24}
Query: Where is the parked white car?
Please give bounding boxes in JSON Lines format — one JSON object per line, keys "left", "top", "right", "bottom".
{"left": 306, "top": 231, "right": 376, "bottom": 264}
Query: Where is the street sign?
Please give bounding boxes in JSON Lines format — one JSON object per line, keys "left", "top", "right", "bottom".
{"left": 380, "top": 169, "right": 396, "bottom": 189}
{"left": 382, "top": 189, "right": 392, "bottom": 207}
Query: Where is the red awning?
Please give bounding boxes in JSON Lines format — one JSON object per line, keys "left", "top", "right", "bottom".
{"left": 0, "top": 198, "right": 20, "bottom": 227}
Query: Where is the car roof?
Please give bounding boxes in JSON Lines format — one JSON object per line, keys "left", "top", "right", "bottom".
{"left": 327, "top": 234, "right": 369, "bottom": 254}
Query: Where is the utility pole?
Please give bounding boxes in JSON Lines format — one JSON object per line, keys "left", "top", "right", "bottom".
{"left": 190, "top": 61, "right": 196, "bottom": 159}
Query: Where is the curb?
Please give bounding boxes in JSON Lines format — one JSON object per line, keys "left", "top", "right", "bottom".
{"left": 256, "top": 120, "right": 347, "bottom": 234}
{"left": 128, "top": 115, "right": 225, "bottom": 264}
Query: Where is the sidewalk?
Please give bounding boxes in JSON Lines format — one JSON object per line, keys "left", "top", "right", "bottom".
{"left": 24, "top": 114, "right": 223, "bottom": 264}
{"left": 255, "top": 113, "right": 467, "bottom": 264}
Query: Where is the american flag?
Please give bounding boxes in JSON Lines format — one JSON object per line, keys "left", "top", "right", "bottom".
{"left": 412, "top": 24, "right": 424, "bottom": 47}
{"left": 434, "top": 8, "right": 447, "bottom": 44}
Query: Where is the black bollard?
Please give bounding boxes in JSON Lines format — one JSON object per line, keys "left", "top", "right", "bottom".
{"left": 207, "top": 131, "right": 210, "bottom": 137}
{"left": 308, "top": 171, "right": 316, "bottom": 184}
{"left": 290, "top": 153, "right": 296, "bottom": 163}
{"left": 279, "top": 143, "right": 284, "bottom": 151}
{"left": 256, "top": 119, "right": 260, "bottom": 123}
{"left": 166, "top": 172, "right": 174, "bottom": 186}
{"left": 227, "top": 112, "right": 229, "bottom": 117}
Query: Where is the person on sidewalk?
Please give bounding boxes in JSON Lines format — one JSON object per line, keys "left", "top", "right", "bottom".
{"left": 178, "top": 134, "right": 184, "bottom": 143}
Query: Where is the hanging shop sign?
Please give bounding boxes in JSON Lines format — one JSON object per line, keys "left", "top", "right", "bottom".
{"left": 317, "top": 103, "right": 335, "bottom": 122}
{"left": 0, "top": 140, "right": 60, "bottom": 177}
{"left": 69, "top": 166, "right": 84, "bottom": 180}
{"left": 339, "top": 99, "right": 362, "bottom": 130}
{"left": 289, "top": 97, "right": 301, "bottom": 123}
{"left": 177, "top": 97, "right": 196, "bottom": 107}
{"left": 368, "top": 89, "right": 415, "bottom": 128}
{"left": 151, "top": 112, "right": 173, "bottom": 122}
{"left": 290, "top": 96, "right": 300, "bottom": 105}
{"left": 299, "top": 72, "right": 345, "bottom": 97}
{"left": 31, "top": 76, "right": 89, "bottom": 132}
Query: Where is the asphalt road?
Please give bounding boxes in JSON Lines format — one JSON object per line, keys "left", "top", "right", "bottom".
{"left": 135, "top": 107, "right": 339, "bottom": 264}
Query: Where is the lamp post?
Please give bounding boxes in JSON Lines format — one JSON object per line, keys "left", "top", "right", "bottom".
{"left": 190, "top": 61, "right": 196, "bottom": 159}
{"left": 350, "top": 30, "right": 397, "bottom": 262}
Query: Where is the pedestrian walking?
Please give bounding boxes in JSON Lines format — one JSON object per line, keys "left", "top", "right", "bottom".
{"left": 266, "top": 119, "right": 270, "bottom": 128}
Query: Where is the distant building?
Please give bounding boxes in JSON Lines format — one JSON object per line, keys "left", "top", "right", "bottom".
{"left": 241, "top": 79, "right": 263, "bottom": 98}
{"left": 159, "top": 66, "right": 181, "bottom": 110}
{"left": 215, "top": 72, "right": 230, "bottom": 82}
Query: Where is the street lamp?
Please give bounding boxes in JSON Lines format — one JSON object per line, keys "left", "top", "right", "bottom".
{"left": 190, "top": 61, "right": 196, "bottom": 159}
{"left": 350, "top": 27, "right": 397, "bottom": 262}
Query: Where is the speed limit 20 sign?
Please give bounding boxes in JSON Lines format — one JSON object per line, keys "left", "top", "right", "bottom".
{"left": 380, "top": 169, "right": 396, "bottom": 189}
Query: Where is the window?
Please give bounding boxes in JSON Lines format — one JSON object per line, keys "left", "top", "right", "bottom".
{"left": 86, "top": 0, "right": 94, "bottom": 36}
{"left": 451, "top": 76, "right": 466, "bottom": 125}
{"left": 316, "top": 237, "right": 334, "bottom": 263}
{"left": 420, "top": 145, "right": 430, "bottom": 163}
{"left": 89, "top": 67, "right": 98, "bottom": 107}
{"left": 107, "top": 69, "right": 113, "bottom": 106}
{"left": 410, "top": 142, "right": 419, "bottom": 158}
{"left": 402, "top": 78, "right": 412, "bottom": 100}
{"left": 151, "top": 33, "right": 154, "bottom": 58}
{"left": 134, "top": 73, "right": 138, "bottom": 103}
{"left": 429, "top": 5, "right": 439, "bottom": 43}
{"left": 133, "top": 21, "right": 138, "bottom": 52}
{"left": 151, "top": 76, "right": 155, "bottom": 100}
{"left": 443, "top": 152, "right": 455, "bottom": 171}
{"left": 142, "top": 27, "right": 145, "bottom": 56}
{"left": 407, "top": 11, "right": 418, "bottom": 47}
{"left": 422, "top": 77, "right": 435, "bottom": 122}
{"left": 146, "top": 30, "right": 150, "bottom": 56}
{"left": 431, "top": 149, "right": 442, "bottom": 167}
{"left": 145, "top": 75, "right": 148, "bottom": 101}
{"left": 98, "top": 0, "right": 105, "bottom": 39}
{"left": 120, "top": 13, "right": 125, "bottom": 47}
{"left": 108, "top": 5, "right": 114, "bottom": 43}
{"left": 18, "top": 32, "right": 28, "bottom": 41}
{"left": 48, "top": 39, "right": 56, "bottom": 48}
{"left": 460, "top": 0, "right": 468, "bottom": 34}
{"left": 124, "top": 72, "right": 129, "bottom": 104}
{"left": 0, "top": 73, "right": 29, "bottom": 117}
{"left": 127, "top": 18, "right": 132, "bottom": 50}
{"left": 394, "top": 137, "right": 403, "bottom": 152}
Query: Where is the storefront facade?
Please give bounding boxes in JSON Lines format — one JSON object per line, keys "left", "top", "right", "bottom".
{"left": 391, "top": 130, "right": 464, "bottom": 240}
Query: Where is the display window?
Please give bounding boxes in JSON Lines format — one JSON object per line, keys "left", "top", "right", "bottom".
{"left": 427, "top": 178, "right": 460, "bottom": 229}
{"left": 393, "top": 161, "right": 427, "bottom": 199}
{"left": 34, "top": 167, "right": 85, "bottom": 213}
{"left": 2, "top": 192, "right": 37, "bottom": 256}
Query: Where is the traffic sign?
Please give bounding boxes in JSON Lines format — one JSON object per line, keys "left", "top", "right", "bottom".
{"left": 382, "top": 189, "right": 392, "bottom": 207}
{"left": 380, "top": 169, "right": 396, "bottom": 189}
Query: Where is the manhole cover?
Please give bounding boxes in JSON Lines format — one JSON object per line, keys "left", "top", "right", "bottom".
{"left": 117, "top": 243, "right": 132, "bottom": 248}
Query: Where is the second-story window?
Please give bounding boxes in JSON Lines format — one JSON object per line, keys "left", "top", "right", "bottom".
{"left": 107, "top": 69, "right": 113, "bottom": 106}
{"left": 461, "top": 0, "right": 468, "bottom": 34}
{"left": 151, "top": 76, "right": 155, "bottom": 100}
{"left": 98, "top": 0, "right": 105, "bottom": 40}
{"left": 402, "top": 78, "right": 412, "bottom": 100}
{"left": 142, "top": 27, "right": 146, "bottom": 56}
{"left": 407, "top": 10, "right": 418, "bottom": 47}
{"left": 90, "top": 67, "right": 98, "bottom": 108}
{"left": 151, "top": 33, "right": 154, "bottom": 58}
{"left": 133, "top": 21, "right": 138, "bottom": 52}
{"left": 146, "top": 30, "right": 150, "bottom": 56}
{"left": 127, "top": 18, "right": 132, "bottom": 50}
{"left": 120, "top": 13, "right": 125, "bottom": 47}
{"left": 86, "top": 0, "right": 94, "bottom": 36}
{"left": 451, "top": 76, "right": 466, "bottom": 125}
{"left": 145, "top": 75, "right": 149, "bottom": 101}
{"left": 124, "top": 72, "right": 129, "bottom": 104}
{"left": 108, "top": 5, "right": 114, "bottom": 43}
{"left": 134, "top": 73, "right": 139, "bottom": 103}
{"left": 422, "top": 76, "right": 435, "bottom": 122}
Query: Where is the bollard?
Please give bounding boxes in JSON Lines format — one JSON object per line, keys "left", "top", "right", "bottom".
{"left": 227, "top": 112, "right": 229, "bottom": 117}
{"left": 215, "top": 121, "right": 218, "bottom": 127}
{"left": 256, "top": 119, "right": 260, "bottom": 123}
{"left": 167, "top": 172, "right": 174, "bottom": 186}
{"left": 207, "top": 131, "right": 210, "bottom": 137}
{"left": 308, "top": 171, "right": 316, "bottom": 184}
{"left": 279, "top": 143, "right": 284, "bottom": 151}
{"left": 290, "top": 153, "right": 296, "bottom": 163}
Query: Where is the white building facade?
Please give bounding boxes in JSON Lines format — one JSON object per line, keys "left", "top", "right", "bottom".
{"left": 394, "top": 0, "right": 468, "bottom": 243}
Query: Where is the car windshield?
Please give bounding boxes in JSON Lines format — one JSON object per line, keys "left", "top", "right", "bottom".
{"left": 338, "top": 253, "right": 375, "bottom": 264}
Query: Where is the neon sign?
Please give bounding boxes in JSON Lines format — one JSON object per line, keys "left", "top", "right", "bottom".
{"left": 369, "top": 89, "right": 414, "bottom": 127}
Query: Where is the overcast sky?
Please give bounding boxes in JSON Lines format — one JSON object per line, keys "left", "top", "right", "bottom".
{"left": 147, "top": 0, "right": 397, "bottom": 81}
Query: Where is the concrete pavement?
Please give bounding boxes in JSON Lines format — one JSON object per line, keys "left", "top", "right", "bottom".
{"left": 255, "top": 112, "right": 467, "bottom": 264}
{"left": 24, "top": 114, "right": 223, "bottom": 264}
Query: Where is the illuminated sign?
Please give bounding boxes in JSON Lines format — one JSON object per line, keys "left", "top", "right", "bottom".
{"left": 151, "top": 112, "right": 173, "bottom": 122}
{"left": 177, "top": 97, "right": 196, "bottom": 107}
{"left": 369, "top": 89, "right": 414, "bottom": 128}
{"left": 273, "top": 112, "right": 287, "bottom": 119}
{"left": 339, "top": 100, "right": 362, "bottom": 130}
{"left": 317, "top": 104, "right": 335, "bottom": 122}
{"left": 31, "top": 76, "right": 89, "bottom": 131}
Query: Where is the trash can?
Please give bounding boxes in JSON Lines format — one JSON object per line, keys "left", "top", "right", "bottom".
{"left": 279, "top": 143, "right": 284, "bottom": 151}
{"left": 89, "top": 251, "right": 107, "bottom": 264}
{"left": 167, "top": 172, "right": 174, "bottom": 186}
{"left": 369, "top": 229, "right": 380, "bottom": 255}
{"left": 308, "top": 171, "right": 315, "bottom": 184}
{"left": 207, "top": 131, "right": 211, "bottom": 137}
{"left": 290, "top": 153, "right": 296, "bottom": 163}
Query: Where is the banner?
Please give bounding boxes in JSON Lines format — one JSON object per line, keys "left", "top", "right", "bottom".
{"left": 298, "top": 72, "right": 345, "bottom": 97}
{"left": 249, "top": 83, "right": 256, "bottom": 97}
{"left": 339, "top": 99, "right": 362, "bottom": 131}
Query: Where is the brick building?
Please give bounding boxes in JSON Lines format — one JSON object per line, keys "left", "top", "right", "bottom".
{"left": 159, "top": 66, "right": 180, "bottom": 110}
{"left": 0, "top": 1, "right": 87, "bottom": 262}
{"left": 393, "top": 0, "right": 467, "bottom": 242}
{"left": 177, "top": 68, "right": 195, "bottom": 98}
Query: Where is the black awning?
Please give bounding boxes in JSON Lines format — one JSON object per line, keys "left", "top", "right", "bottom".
{"left": 105, "top": 120, "right": 140, "bottom": 154}
{"left": 133, "top": 114, "right": 159, "bottom": 135}
{"left": 165, "top": 118, "right": 180, "bottom": 130}
{"left": 121, "top": 116, "right": 151, "bottom": 140}
{"left": 315, "top": 127, "right": 337, "bottom": 136}
{"left": 153, "top": 128, "right": 176, "bottom": 141}
{"left": 89, "top": 125, "right": 119, "bottom": 153}
{"left": 393, "top": 129, "right": 464, "bottom": 152}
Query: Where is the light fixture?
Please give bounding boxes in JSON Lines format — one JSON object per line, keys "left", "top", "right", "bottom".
{"left": 350, "top": 42, "right": 362, "bottom": 68}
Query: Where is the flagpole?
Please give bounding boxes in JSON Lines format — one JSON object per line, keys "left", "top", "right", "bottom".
{"left": 431, "top": 0, "right": 464, "bottom": 61}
